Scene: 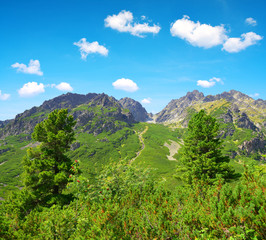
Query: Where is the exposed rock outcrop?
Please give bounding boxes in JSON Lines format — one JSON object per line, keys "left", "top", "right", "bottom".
{"left": 0, "top": 120, "right": 11, "bottom": 129}
{"left": 155, "top": 90, "right": 204, "bottom": 123}
{"left": 155, "top": 90, "right": 265, "bottom": 130}
{"left": 0, "top": 93, "right": 135, "bottom": 138}
{"left": 238, "top": 136, "right": 266, "bottom": 156}
{"left": 236, "top": 113, "right": 258, "bottom": 131}
{"left": 0, "top": 148, "right": 10, "bottom": 155}
{"left": 119, "top": 97, "right": 150, "bottom": 122}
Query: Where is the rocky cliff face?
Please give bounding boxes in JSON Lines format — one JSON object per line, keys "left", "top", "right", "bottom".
{"left": 0, "top": 120, "right": 11, "bottom": 129}
{"left": 72, "top": 94, "right": 135, "bottom": 135}
{"left": 119, "top": 97, "right": 150, "bottom": 122}
{"left": 0, "top": 93, "right": 135, "bottom": 138}
{"left": 154, "top": 90, "right": 265, "bottom": 158}
{"left": 238, "top": 136, "right": 266, "bottom": 156}
{"left": 155, "top": 90, "right": 265, "bottom": 128}
{"left": 236, "top": 113, "right": 258, "bottom": 131}
{"left": 155, "top": 90, "right": 204, "bottom": 123}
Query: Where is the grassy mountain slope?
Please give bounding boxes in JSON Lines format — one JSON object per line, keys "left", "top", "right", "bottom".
{"left": 0, "top": 90, "right": 265, "bottom": 199}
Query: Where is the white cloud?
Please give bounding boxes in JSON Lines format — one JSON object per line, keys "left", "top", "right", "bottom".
{"left": 141, "top": 98, "right": 151, "bottom": 104}
{"left": 11, "top": 60, "right": 43, "bottom": 76}
{"left": 141, "top": 15, "right": 146, "bottom": 20}
{"left": 18, "top": 82, "right": 45, "bottom": 97}
{"left": 112, "top": 78, "right": 139, "bottom": 92}
{"left": 170, "top": 15, "right": 227, "bottom": 48}
{"left": 222, "top": 32, "right": 263, "bottom": 53}
{"left": 74, "top": 38, "right": 108, "bottom": 60}
{"left": 197, "top": 77, "right": 222, "bottom": 88}
{"left": 104, "top": 10, "right": 161, "bottom": 37}
{"left": 197, "top": 80, "right": 216, "bottom": 88}
{"left": 245, "top": 17, "right": 257, "bottom": 26}
{"left": 249, "top": 93, "right": 260, "bottom": 98}
{"left": 0, "top": 90, "right": 10, "bottom": 100}
{"left": 52, "top": 82, "right": 73, "bottom": 92}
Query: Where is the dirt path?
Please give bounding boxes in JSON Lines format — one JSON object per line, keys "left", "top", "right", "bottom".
{"left": 0, "top": 161, "right": 7, "bottom": 166}
{"left": 129, "top": 126, "right": 149, "bottom": 164}
{"left": 164, "top": 140, "right": 181, "bottom": 161}
{"left": 20, "top": 142, "right": 40, "bottom": 150}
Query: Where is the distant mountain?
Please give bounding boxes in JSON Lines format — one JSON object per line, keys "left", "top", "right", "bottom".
{"left": 155, "top": 90, "right": 266, "bottom": 158}
{"left": 0, "top": 90, "right": 265, "bottom": 157}
{"left": 0, "top": 93, "right": 135, "bottom": 138}
{"left": 0, "top": 89, "right": 265, "bottom": 200}
{"left": 155, "top": 90, "right": 265, "bottom": 129}
{"left": 155, "top": 90, "right": 205, "bottom": 124}
{"left": 119, "top": 97, "right": 150, "bottom": 122}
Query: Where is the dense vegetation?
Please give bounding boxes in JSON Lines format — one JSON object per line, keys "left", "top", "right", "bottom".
{"left": 177, "top": 110, "right": 235, "bottom": 184}
{"left": 23, "top": 109, "right": 76, "bottom": 207}
{"left": 0, "top": 109, "right": 265, "bottom": 239}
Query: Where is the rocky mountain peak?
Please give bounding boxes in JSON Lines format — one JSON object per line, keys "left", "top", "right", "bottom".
{"left": 91, "top": 93, "right": 118, "bottom": 107}
{"left": 0, "top": 92, "right": 136, "bottom": 138}
{"left": 228, "top": 90, "right": 252, "bottom": 101}
{"left": 185, "top": 90, "right": 204, "bottom": 101}
{"left": 119, "top": 97, "right": 149, "bottom": 122}
{"left": 41, "top": 92, "right": 97, "bottom": 111}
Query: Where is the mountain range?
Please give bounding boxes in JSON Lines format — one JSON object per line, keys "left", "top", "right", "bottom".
{"left": 0, "top": 90, "right": 265, "bottom": 199}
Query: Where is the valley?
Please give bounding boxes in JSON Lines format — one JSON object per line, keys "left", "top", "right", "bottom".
{"left": 0, "top": 90, "right": 265, "bottom": 199}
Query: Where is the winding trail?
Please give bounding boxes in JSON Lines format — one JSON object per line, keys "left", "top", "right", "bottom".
{"left": 0, "top": 161, "right": 7, "bottom": 166}
{"left": 129, "top": 126, "right": 149, "bottom": 164}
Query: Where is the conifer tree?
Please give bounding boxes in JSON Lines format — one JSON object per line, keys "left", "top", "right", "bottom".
{"left": 177, "top": 109, "right": 234, "bottom": 184}
{"left": 22, "top": 109, "right": 76, "bottom": 206}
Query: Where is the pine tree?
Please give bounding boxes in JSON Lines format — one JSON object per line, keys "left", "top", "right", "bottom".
{"left": 177, "top": 109, "right": 234, "bottom": 184}
{"left": 22, "top": 109, "right": 76, "bottom": 206}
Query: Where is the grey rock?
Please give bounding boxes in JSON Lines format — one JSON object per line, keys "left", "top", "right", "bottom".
{"left": 238, "top": 136, "right": 266, "bottom": 155}
{"left": 119, "top": 97, "right": 149, "bottom": 122}
{"left": 0, "top": 148, "right": 10, "bottom": 155}
{"left": 155, "top": 90, "right": 204, "bottom": 123}
{"left": 236, "top": 113, "right": 258, "bottom": 131}
{"left": 71, "top": 142, "right": 81, "bottom": 151}
{"left": 0, "top": 92, "right": 135, "bottom": 138}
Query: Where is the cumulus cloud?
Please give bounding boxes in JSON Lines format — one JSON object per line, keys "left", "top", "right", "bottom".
{"left": 245, "top": 17, "right": 257, "bottom": 26}
{"left": 11, "top": 60, "right": 43, "bottom": 76}
{"left": 170, "top": 15, "right": 227, "bottom": 48}
{"left": 104, "top": 10, "right": 161, "bottom": 37}
{"left": 112, "top": 78, "right": 139, "bottom": 92}
{"left": 197, "top": 77, "right": 222, "bottom": 88}
{"left": 141, "top": 98, "right": 151, "bottom": 104}
{"left": 74, "top": 38, "right": 108, "bottom": 60}
{"left": 0, "top": 90, "right": 10, "bottom": 100}
{"left": 222, "top": 32, "right": 262, "bottom": 53}
{"left": 18, "top": 82, "right": 45, "bottom": 97}
{"left": 51, "top": 82, "right": 73, "bottom": 92}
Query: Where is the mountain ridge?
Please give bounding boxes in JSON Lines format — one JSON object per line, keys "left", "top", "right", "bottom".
{"left": 155, "top": 89, "right": 265, "bottom": 129}
{"left": 0, "top": 89, "right": 265, "bottom": 200}
{"left": 0, "top": 93, "right": 135, "bottom": 139}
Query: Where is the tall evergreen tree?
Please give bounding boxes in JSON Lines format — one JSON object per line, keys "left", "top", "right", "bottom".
{"left": 22, "top": 109, "right": 76, "bottom": 206}
{"left": 177, "top": 109, "right": 234, "bottom": 184}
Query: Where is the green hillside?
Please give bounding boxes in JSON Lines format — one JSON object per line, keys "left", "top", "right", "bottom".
{"left": 0, "top": 91, "right": 265, "bottom": 200}
{"left": 0, "top": 108, "right": 265, "bottom": 239}
{"left": 0, "top": 121, "right": 264, "bottom": 199}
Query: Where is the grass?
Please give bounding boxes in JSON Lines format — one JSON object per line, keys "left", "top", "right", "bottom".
{"left": 0, "top": 134, "right": 32, "bottom": 197}
{"left": 0, "top": 121, "right": 263, "bottom": 199}
{"left": 132, "top": 123, "right": 181, "bottom": 190}
{"left": 67, "top": 126, "right": 141, "bottom": 183}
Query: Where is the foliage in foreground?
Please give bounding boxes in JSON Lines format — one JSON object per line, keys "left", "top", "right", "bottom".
{"left": 0, "top": 162, "right": 265, "bottom": 240}
{"left": 177, "top": 109, "right": 235, "bottom": 184}
{"left": 22, "top": 109, "right": 76, "bottom": 207}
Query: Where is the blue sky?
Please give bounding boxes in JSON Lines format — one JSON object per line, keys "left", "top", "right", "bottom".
{"left": 0, "top": 0, "right": 265, "bottom": 120}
